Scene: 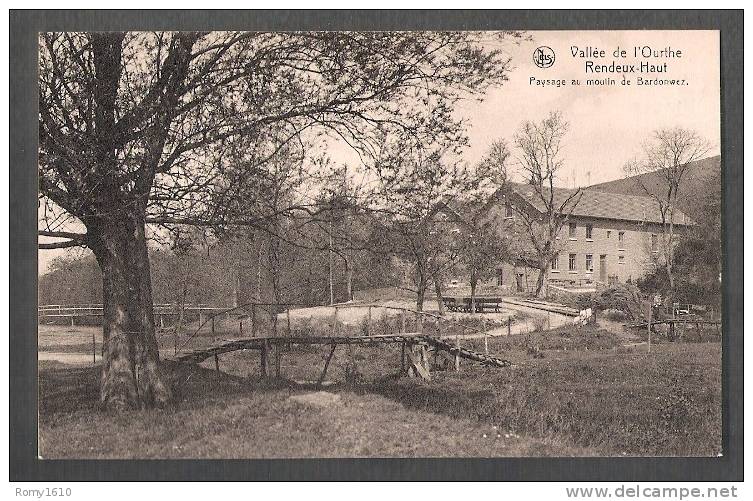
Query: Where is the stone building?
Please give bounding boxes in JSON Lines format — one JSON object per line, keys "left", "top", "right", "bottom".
{"left": 487, "top": 182, "right": 695, "bottom": 292}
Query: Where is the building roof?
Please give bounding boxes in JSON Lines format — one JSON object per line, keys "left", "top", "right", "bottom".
{"left": 506, "top": 182, "right": 695, "bottom": 226}
{"left": 588, "top": 155, "right": 720, "bottom": 223}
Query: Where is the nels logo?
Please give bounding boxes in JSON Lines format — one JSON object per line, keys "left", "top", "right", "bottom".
{"left": 533, "top": 46, "right": 555, "bottom": 68}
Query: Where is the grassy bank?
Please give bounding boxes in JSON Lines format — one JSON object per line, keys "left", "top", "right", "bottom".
{"left": 38, "top": 312, "right": 721, "bottom": 458}
{"left": 367, "top": 343, "right": 721, "bottom": 456}
{"left": 38, "top": 336, "right": 720, "bottom": 458}
{"left": 39, "top": 360, "right": 588, "bottom": 458}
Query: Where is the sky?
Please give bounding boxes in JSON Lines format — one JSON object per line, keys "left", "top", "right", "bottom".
{"left": 457, "top": 30, "right": 721, "bottom": 186}
{"left": 38, "top": 30, "right": 721, "bottom": 275}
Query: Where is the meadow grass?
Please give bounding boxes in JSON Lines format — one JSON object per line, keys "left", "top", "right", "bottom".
{"left": 38, "top": 360, "right": 588, "bottom": 458}
{"left": 38, "top": 322, "right": 721, "bottom": 458}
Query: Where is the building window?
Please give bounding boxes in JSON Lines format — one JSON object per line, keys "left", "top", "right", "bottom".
{"left": 585, "top": 254, "right": 593, "bottom": 272}
{"left": 551, "top": 254, "right": 559, "bottom": 271}
{"left": 496, "top": 268, "right": 504, "bottom": 286}
{"left": 505, "top": 202, "right": 513, "bottom": 218}
{"left": 651, "top": 234, "right": 658, "bottom": 253}
{"left": 569, "top": 222, "right": 577, "bottom": 238}
{"left": 618, "top": 231, "right": 625, "bottom": 247}
{"left": 618, "top": 255, "right": 625, "bottom": 265}
{"left": 606, "top": 230, "right": 611, "bottom": 238}
{"left": 586, "top": 224, "right": 593, "bottom": 240}
{"left": 568, "top": 253, "right": 576, "bottom": 271}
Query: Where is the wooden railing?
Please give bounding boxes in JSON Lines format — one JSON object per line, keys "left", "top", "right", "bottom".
{"left": 40, "top": 300, "right": 516, "bottom": 378}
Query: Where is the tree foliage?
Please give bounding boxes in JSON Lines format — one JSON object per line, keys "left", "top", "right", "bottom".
{"left": 623, "top": 127, "right": 711, "bottom": 297}
{"left": 38, "top": 31, "right": 520, "bottom": 407}
{"left": 511, "top": 111, "right": 582, "bottom": 296}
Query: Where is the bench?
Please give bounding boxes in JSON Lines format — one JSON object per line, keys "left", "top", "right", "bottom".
{"left": 443, "top": 297, "right": 503, "bottom": 313}
{"left": 469, "top": 297, "right": 502, "bottom": 313}
{"left": 442, "top": 297, "right": 460, "bottom": 312}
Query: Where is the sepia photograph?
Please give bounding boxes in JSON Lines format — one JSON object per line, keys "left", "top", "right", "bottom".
{"left": 11, "top": 11, "right": 741, "bottom": 483}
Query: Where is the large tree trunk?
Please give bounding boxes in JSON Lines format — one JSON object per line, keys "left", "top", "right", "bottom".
{"left": 90, "top": 217, "right": 172, "bottom": 409}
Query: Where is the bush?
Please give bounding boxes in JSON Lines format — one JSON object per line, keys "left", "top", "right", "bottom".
{"left": 602, "top": 309, "right": 628, "bottom": 322}
{"left": 531, "top": 316, "right": 550, "bottom": 332}
{"left": 571, "top": 284, "right": 645, "bottom": 321}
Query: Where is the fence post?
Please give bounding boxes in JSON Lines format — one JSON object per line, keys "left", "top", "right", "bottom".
{"left": 275, "top": 345, "right": 282, "bottom": 378}
{"left": 286, "top": 308, "right": 292, "bottom": 337}
{"left": 251, "top": 304, "right": 257, "bottom": 338}
{"left": 92, "top": 328, "right": 96, "bottom": 365}
{"left": 455, "top": 326, "right": 462, "bottom": 371}
{"left": 647, "top": 306, "right": 652, "bottom": 354}
{"left": 332, "top": 306, "right": 339, "bottom": 336}
{"left": 260, "top": 341, "right": 268, "bottom": 377}
{"left": 482, "top": 317, "right": 488, "bottom": 355}
{"left": 400, "top": 342, "right": 406, "bottom": 375}
{"left": 400, "top": 309, "right": 406, "bottom": 374}
{"left": 508, "top": 317, "right": 511, "bottom": 336}
{"left": 367, "top": 306, "right": 372, "bottom": 336}
{"left": 211, "top": 315, "right": 215, "bottom": 337}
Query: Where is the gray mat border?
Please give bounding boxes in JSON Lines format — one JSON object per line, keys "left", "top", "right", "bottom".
{"left": 10, "top": 9, "right": 743, "bottom": 481}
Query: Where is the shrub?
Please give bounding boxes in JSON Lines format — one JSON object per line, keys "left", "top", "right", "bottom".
{"left": 602, "top": 308, "right": 628, "bottom": 322}
{"left": 571, "top": 284, "right": 645, "bottom": 321}
{"left": 531, "top": 316, "right": 550, "bottom": 332}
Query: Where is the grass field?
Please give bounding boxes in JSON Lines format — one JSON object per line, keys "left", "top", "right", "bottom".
{"left": 38, "top": 320, "right": 722, "bottom": 458}
{"left": 39, "top": 360, "right": 592, "bottom": 458}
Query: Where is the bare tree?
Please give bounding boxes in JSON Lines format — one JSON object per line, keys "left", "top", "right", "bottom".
{"left": 624, "top": 127, "right": 711, "bottom": 298}
{"left": 38, "top": 31, "right": 517, "bottom": 408}
{"left": 449, "top": 141, "right": 514, "bottom": 310}
{"left": 512, "top": 111, "right": 583, "bottom": 297}
{"left": 372, "top": 149, "right": 467, "bottom": 311}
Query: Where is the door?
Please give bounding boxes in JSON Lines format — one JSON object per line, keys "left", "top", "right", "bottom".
{"left": 599, "top": 255, "right": 607, "bottom": 282}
